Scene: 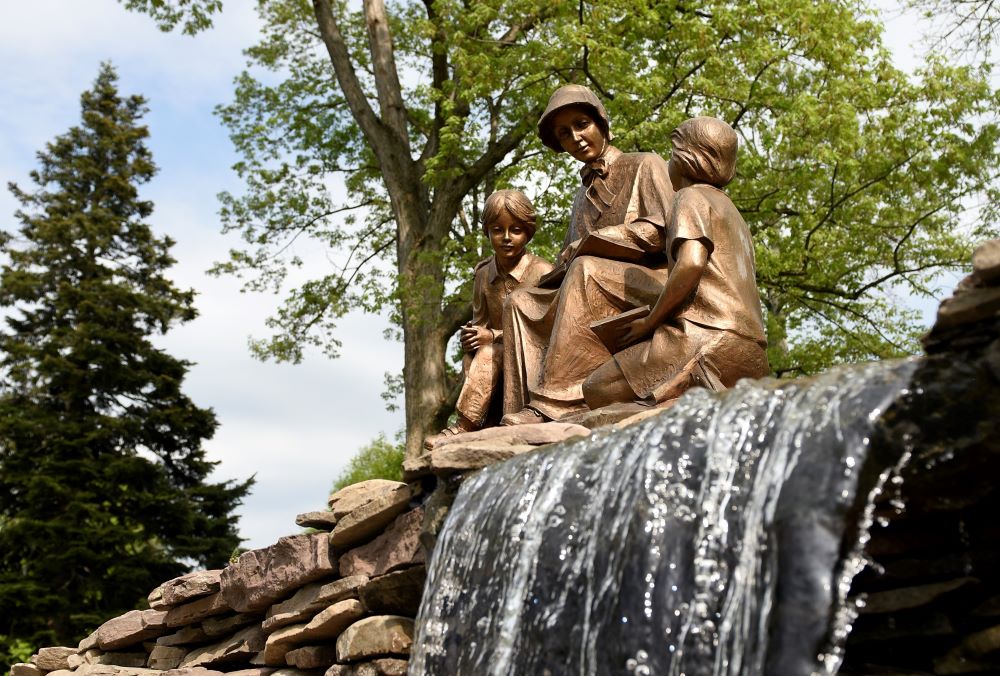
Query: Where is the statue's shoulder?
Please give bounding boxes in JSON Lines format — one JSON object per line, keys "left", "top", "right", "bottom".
{"left": 473, "top": 256, "right": 495, "bottom": 275}
{"left": 611, "top": 151, "right": 670, "bottom": 185}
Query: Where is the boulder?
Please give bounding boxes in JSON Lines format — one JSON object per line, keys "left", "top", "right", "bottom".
{"left": 339, "top": 509, "right": 424, "bottom": 578}
{"left": 97, "top": 609, "right": 168, "bottom": 650}
{"left": 31, "top": 647, "right": 76, "bottom": 671}
{"left": 330, "top": 485, "right": 412, "bottom": 549}
{"left": 10, "top": 664, "right": 43, "bottom": 676}
{"left": 164, "top": 592, "right": 231, "bottom": 628}
{"left": 180, "top": 625, "right": 266, "bottom": 668}
{"left": 335, "top": 616, "right": 413, "bottom": 662}
{"left": 221, "top": 534, "right": 338, "bottom": 613}
{"left": 263, "top": 575, "right": 368, "bottom": 633}
{"left": 973, "top": 238, "right": 1000, "bottom": 284}
{"left": 360, "top": 566, "right": 426, "bottom": 616}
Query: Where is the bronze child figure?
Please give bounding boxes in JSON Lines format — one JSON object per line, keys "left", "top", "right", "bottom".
{"left": 583, "top": 116, "right": 770, "bottom": 408}
{"left": 426, "top": 189, "right": 553, "bottom": 444}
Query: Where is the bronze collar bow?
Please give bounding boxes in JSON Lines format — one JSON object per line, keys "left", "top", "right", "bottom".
{"left": 580, "top": 157, "right": 610, "bottom": 184}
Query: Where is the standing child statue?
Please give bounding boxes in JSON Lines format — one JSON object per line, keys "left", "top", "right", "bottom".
{"left": 425, "top": 189, "right": 553, "bottom": 445}
{"left": 582, "top": 116, "right": 770, "bottom": 408}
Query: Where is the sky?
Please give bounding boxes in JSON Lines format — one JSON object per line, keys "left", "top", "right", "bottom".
{"left": 0, "top": 0, "right": 965, "bottom": 550}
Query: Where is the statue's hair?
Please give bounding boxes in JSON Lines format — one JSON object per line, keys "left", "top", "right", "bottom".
{"left": 670, "top": 117, "right": 738, "bottom": 188}
{"left": 482, "top": 189, "right": 537, "bottom": 239}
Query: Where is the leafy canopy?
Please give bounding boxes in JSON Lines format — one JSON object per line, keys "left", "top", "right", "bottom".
{"left": 0, "top": 63, "right": 252, "bottom": 654}
{"left": 123, "top": 0, "right": 999, "bottom": 382}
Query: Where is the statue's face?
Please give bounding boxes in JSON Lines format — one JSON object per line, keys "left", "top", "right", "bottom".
{"left": 487, "top": 209, "right": 531, "bottom": 265}
{"left": 550, "top": 105, "right": 605, "bottom": 164}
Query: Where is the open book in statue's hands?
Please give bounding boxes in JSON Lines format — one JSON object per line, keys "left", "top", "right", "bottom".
{"left": 589, "top": 305, "right": 652, "bottom": 354}
{"left": 537, "top": 232, "right": 646, "bottom": 287}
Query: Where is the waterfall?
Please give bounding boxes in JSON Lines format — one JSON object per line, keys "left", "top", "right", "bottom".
{"left": 409, "top": 359, "right": 920, "bottom": 676}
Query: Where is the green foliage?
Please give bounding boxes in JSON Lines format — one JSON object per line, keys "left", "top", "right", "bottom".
{"left": 332, "top": 434, "right": 405, "bottom": 492}
{"left": 0, "top": 636, "right": 33, "bottom": 676}
{"left": 0, "top": 64, "right": 253, "bottom": 655}
{"left": 122, "top": 1, "right": 999, "bottom": 433}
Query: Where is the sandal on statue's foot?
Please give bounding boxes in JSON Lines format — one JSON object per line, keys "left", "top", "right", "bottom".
{"left": 499, "top": 407, "right": 547, "bottom": 426}
{"left": 424, "top": 416, "right": 480, "bottom": 449}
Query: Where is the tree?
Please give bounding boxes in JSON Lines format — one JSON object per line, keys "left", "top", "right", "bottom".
{"left": 0, "top": 64, "right": 253, "bottom": 655}
{"left": 121, "top": 0, "right": 1000, "bottom": 458}
{"left": 906, "top": 0, "right": 1000, "bottom": 59}
{"left": 331, "top": 434, "right": 405, "bottom": 493}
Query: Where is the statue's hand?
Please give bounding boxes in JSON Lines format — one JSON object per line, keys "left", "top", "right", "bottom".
{"left": 460, "top": 324, "right": 494, "bottom": 351}
{"left": 619, "top": 316, "right": 655, "bottom": 347}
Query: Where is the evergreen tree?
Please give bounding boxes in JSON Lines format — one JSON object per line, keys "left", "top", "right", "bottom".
{"left": 0, "top": 64, "right": 252, "bottom": 657}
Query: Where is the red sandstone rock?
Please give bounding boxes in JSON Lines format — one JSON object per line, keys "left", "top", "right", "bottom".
{"left": 164, "top": 592, "right": 231, "bottom": 628}
{"left": 284, "top": 645, "right": 339, "bottom": 669}
{"left": 149, "top": 569, "right": 223, "bottom": 608}
{"left": 31, "top": 647, "right": 76, "bottom": 671}
{"left": 335, "top": 616, "right": 413, "bottom": 662}
{"left": 330, "top": 485, "right": 412, "bottom": 548}
{"left": 324, "top": 659, "right": 408, "bottom": 676}
{"left": 327, "top": 480, "right": 405, "bottom": 517}
{"left": 339, "top": 508, "right": 425, "bottom": 578}
{"left": 263, "top": 575, "right": 368, "bottom": 633}
{"left": 295, "top": 511, "right": 338, "bottom": 530}
{"left": 97, "top": 609, "right": 168, "bottom": 650}
{"left": 221, "top": 534, "right": 338, "bottom": 613}
{"left": 179, "top": 625, "right": 266, "bottom": 668}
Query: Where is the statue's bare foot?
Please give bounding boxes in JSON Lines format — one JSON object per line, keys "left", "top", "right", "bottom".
{"left": 424, "top": 414, "right": 480, "bottom": 449}
{"left": 499, "top": 407, "right": 546, "bottom": 426}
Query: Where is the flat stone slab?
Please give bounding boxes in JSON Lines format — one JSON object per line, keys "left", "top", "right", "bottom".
{"left": 180, "top": 625, "right": 266, "bottom": 668}
{"left": 263, "top": 600, "right": 366, "bottom": 666}
{"left": 423, "top": 421, "right": 590, "bottom": 450}
{"left": 419, "top": 442, "right": 539, "bottom": 475}
{"left": 562, "top": 402, "right": 651, "bottom": 429}
{"left": 295, "top": 511, "right": 338, "bottom": 530}
{"left": 156, "top": 625, "right": 209, "bottom": 647}
{"left": 32, "top": 647, "right": 76, "bottom": 671}
{"left": 360, "top": 566, "right": 426, "bottom": 617}
{"left": 330, "top": 485, "right": 412, "bottom": 548}
{"left": 328, "top": 480, "right": 406, "bottom": 517}
{"left": 150, "top": 570, "right": 223, "bottom": 609}
{"left": 221, "top": 533, "right": 338, "bottom": 613}
{"left": 11, "top": 664, "right": 43, "bottom": 676}
{"left": 97, "top": 609, "right": 168, "bottom": 650}
{"left": 339, "top": 509, "right": 425, "bottom": 578}
{"left": 147, "top": 646, "right": 187, "bottom": 671}
{"left": 323, "top": 657, "right": 410, "bottom": 676}
{"left": 165, "top": 591, "right": 232, "bottom": 628}
{"left": 202, "top": 613, "right": 260, "bottom": 638}
{"left": 335, "top": 616, "right": 413, "bottom": 662}
{"left": 324, "top": 659, "right": 409, "bottom": 676}
{"left": 284, "top": 646, "right": 339, "bottom": 669}
{"left": 263, "top": 575, "right": 368, "bottom": 634}
{"left": 78, "top": 630, "right": 100, "bottom": 651}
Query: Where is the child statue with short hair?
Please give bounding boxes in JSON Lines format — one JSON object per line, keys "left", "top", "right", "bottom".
{"left": 428, "top": 189, "right": 553, "bottom": 442}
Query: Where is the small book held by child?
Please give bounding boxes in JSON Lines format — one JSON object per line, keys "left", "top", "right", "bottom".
{"left": 589, "top": 305, "right": 651, "bottom": 354}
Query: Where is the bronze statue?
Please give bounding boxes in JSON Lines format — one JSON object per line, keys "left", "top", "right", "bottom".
{"left": 425, "top": 190, "right": 553, "bottom": 444}
{"left": 500, "top": 85, "right": 677, "bottom": 424}
{"left": 582, "top": 117, "right": 769, "bottom": 408}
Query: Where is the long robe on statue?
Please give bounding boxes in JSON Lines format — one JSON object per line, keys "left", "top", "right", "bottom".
{"left": 503, "top": 146, "right": 675, "bottom": 420}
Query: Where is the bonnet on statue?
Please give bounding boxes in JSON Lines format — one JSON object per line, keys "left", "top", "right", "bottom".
{"left": 537, "top": 84, "right": 615, "bottom": 152}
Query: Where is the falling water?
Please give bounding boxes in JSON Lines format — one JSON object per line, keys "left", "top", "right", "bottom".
{"left": 410, "top": 359, "right": 921, "bottom": 676}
